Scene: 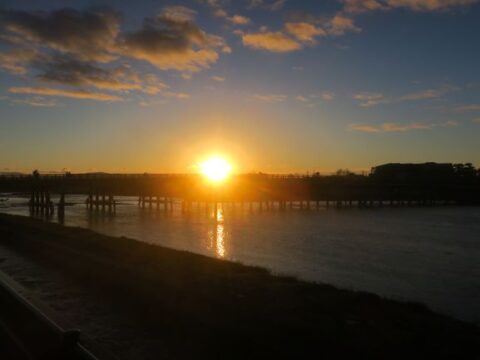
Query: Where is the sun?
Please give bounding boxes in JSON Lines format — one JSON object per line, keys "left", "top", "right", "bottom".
{"left": 200, "top": 156, "right": 232, "bottom": 183}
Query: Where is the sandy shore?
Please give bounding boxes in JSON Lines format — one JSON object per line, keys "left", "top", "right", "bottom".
{"left": 0, "top": 213, "right": 479, "bottom": 359}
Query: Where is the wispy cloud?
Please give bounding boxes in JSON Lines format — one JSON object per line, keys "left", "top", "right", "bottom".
{"left": 397, "top": 87, "right": 456, "bottom": 101}
{"left": 353, "top": 85, "right": 458, "bottom": 107}
{"left": 242, "top": 20, "right": 327, "bottom": 53}
{"left": 211, "top": 76, "right": 225, "bottom": 82}
{"left": 16, "top": 97, "right": 59, "bottom": 107}
{"left": 228, "top": 14, "right": 251, "bottom": 25}
{"left": 163, "top": 91, "right": 191, "bottom": 100}
{"left": 342, "top": 0, "right": 477, "bottom": 13}
{"left": 285, "top": 22, "right": 326, "bottom": 43}
{"left": 295, "top": 95, "right": 309, "bottom": 103}
{"left": 386, "top": 0, "right": 477, "bottom": 12}
{"left": 0, "top": 95, "right": 60, "bottom": 107}
{"left": 242, "top": 31, "right": 301, "bottom": 52}
{"left": 9, "top": 87, "right": 122, "bottom": 102}
{"left": 204, "top": 0, "right": 251, "bottom": 25}
{"left": 253, "top": 93, "right": 287, "bottom": 102}
{"left": 248, "top": 0, "right": 288, "bottom": 11}
{"left": 343, "top": 0, "right": 388, "bottom": 14}
{"left": 349, "top": 120, "right": 459, "bottom": 133}
{"left": 326, "top": 15, "right": 361, "bottom": 35}
{"left": 0, "top": 48, "right": 40, "bottom": 75}
{"left": 322, "top": 92, "right": 335, "bottom": 101}
{"left": 455, "top": 104, "right": 480, "bottom": 112}
{"left": 353, "top": 92, "right": 386, "bottom": 107}
{"left": 330, "top": 0, "right": 477, "bottom": 45}
{"left": 295, "top": 91, "right": 335, "bottom": 106}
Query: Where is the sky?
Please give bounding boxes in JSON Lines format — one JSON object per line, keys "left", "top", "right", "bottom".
{"left": 0, "top": 0, "right": 479, "bottom": 174}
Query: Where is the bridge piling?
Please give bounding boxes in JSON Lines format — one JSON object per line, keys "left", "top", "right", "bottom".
{"left": 57, "top": 193, "right": 65, "bottom": 219}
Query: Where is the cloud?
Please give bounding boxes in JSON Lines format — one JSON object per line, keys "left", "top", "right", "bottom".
{"left": 455, "top": 104, "right": 480, "bottom": 112}
{"left": 285, "top": 22, "right": 326, "bottom": 43}
{"left": 247, "top": 0, "right": 287, "bottom": 10}
{"left": 228, "top": 15, "right": 251, "bottom": 25}
{"left": 160, "top": 5, "right": 197, "bottom": 22}
{"left": 203, "top": 0, "right": 251, "bottom": 25}
{"left": 242, "top": 31, "right": 301, "bottom": 52}
{"left": 247, "top": 0, "right": 264, "bottom": 8}
{"left": 117, "top": 7, "right": 225, "bottom": 73}
{"left": 253, "top": 93, "right": 287, "bottom": 102}
{"left": 327, "top": 15, "right": 361, "bottom": 35}
{"left": 9, "top": 86, "right": 122, "bottom": 101}
{"left": 349, "top": 124, "right": 384, "bottom": 133}
{"left": 354, "top": 86, "right": 458, "bottom": 107}
{"left": 353, "top": 92, "right": 386, "bottom": 107}
{"left": 0, "top": 94, "right": 60, "bottom": 107}
{"left": 211, "top": 6, "right": 250, "bottom": 25}
{"left": 442, "top": 120, "right": 459, "bottom": 127}
{"left": 349, "top": 120, "right": 459, "bottom": 133}
{"left": 0, "top": 48, "right": 40, "bottom": 74}
{"left": 0, "top": 8, "right": 120, "bottom": 62}
{"left": 342, "top": 0, "right": 477, "bottom": 14}
{"left": 0, "top": 6, "right": 227, "bottom": 74}
{"left": 222, "top": 45, "right": 233, "bottom": 53}
{"left": 472, "top": 118, "right": 480, "bottom": 123}
{"left": 320, "top": 91, "right": 335, "bottom": 101}
{"left": 397, "top": 87, "right": 456, "bottom": 101}
{"left": 311, "top": 91, "right": 335, "bottom": 101}
{"left": 0, "top": 6, "right": 222, "bottom": 105}
{"left": 386, "top": 0, "right": 477, "bottom": 11}
{"left": 241, "top": 19, "right": 326, "bottom": 53}
{"left": 163, "top": 91, "right": 191, "bottom": 99}
{"left": 138, "top": 98, "right": 168, "bottom": 107}
{"left": 268, "top": 0, "right": 288, "bottom": 11}
{"left": 296, "top": 91, "right": 335, "bottom": 106}
{"left": 0, "top": 48, "right": 168, "bottom": 94}
{"left": 11, "top": 96, "right": 60, "bottom": 107}
{"left": 211, "top": 75, "right": 225, "bottom": 81}
{"left": 295, "top": 95, "right": 309, "bottom": 102}
{"left": 342, "top": 0, "right": 388, "bottom": 13}
{"left": 35, "top": 55, "right": 167, "bottom": 93}
{"left": 138, "top": 90, "right": 191, "bottom": 105}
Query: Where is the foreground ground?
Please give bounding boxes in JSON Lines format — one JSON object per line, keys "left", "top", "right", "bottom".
{"left": 0, "top": 213, "right": 479, "bottom": 359}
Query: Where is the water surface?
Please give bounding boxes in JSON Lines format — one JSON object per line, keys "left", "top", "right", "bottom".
{"left": 1, "top": 193, "right": 479, "bottom": 324}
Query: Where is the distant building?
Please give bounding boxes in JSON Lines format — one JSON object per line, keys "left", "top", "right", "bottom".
{"left": 370, "top": 163, "right": 455, "bottom": 184}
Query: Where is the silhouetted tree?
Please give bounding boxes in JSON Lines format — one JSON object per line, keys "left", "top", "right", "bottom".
{"left": 453, "top": 163, "right": 476, "bottom": 178}
{"left": 335, "top": 169, "right": 354, "bottom": 176}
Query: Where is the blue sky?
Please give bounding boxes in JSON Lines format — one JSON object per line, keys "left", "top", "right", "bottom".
{"left": 0, "top": 0, "right": 479, "bottom": 173}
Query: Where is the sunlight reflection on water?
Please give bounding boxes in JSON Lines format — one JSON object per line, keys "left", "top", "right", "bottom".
{"left": 206, "top": 207, "right": 226, "bottom": 258}
{"left": 216, "top": 208, "right": 226, "bottom": 258}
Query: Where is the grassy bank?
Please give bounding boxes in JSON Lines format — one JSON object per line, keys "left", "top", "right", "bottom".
{"left": 0, "top": 213, "right": 478, "bottom": 359}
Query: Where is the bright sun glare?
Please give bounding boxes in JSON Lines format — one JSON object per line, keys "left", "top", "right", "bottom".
{"left": 200, "top": 157, "right": 232, "bottom": 183}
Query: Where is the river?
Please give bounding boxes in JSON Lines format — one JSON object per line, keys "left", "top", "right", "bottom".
{"left": 1, "top": 193, "right": 479, "bottom": 324}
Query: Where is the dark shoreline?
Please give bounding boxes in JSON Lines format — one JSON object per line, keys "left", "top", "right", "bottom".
{"left": 0, "top": 213, "right": 479, "bottom": 359}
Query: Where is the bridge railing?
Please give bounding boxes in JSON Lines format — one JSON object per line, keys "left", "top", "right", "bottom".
{"left": 0, "top": 269, "right": 105, "bottom": 360}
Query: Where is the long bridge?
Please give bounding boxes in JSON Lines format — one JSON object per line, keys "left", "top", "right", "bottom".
{"left": 1, "top": 163, "right": 479, "bottom": 216}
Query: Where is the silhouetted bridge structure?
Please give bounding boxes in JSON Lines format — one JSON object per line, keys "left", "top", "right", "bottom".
{"left": 1, "top": 167, "right": 479, "bottom": 216}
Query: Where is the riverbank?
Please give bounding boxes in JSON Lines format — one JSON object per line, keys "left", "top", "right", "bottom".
{"left": 0, "top": 213, "right": 479, "bottom": 359}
